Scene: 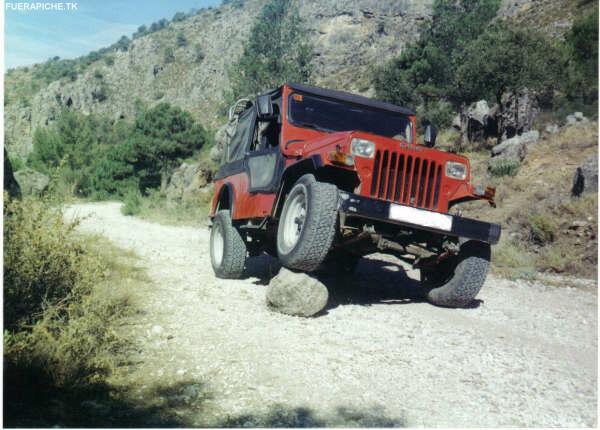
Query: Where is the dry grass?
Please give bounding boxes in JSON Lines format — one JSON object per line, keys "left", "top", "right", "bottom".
{"left": 459, "top": 121, "right": 598, "bottom": 279}
{"left": 135, "top": 187, "right": 213, "bottom": 227}
{"left": 4, "top": 195, "right": 149, "bottom": 426}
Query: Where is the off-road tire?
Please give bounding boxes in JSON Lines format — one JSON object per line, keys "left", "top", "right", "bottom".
{"left": 210, "top": 210, "right": 247, "bottom": 279}
{"left": 422, "top": 240, "right": 491, "bottom": 308}
{"left": 276, "top": 174, "right": 339, "bottom": 272}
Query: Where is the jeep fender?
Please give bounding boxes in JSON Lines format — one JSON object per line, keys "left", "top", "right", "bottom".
{"left": 212, "top": 182, "right": 235, "bottom": 217}
{"left": 272, "top": 156, "right": 321, "bottom": 218}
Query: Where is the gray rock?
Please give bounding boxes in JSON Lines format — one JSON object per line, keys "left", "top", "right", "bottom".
{"left": 569, "top": 220, "right": 588, "bottom": 229}
{"left": 266, "top": 268, "right": 329, "bottom": 317}
{"left": 566, "top": 114, "right": 578, "bottom": 126}
{"left": 566, "top": 112, "right": 589, "bottom": 126}
{"left": 468, "top": 100, "right": 491, "bottom": 125}
{"left": 572, "top": 156, "right": 598, "bottom": 196}
{"left": 165, "top": 161, "right": 213, "bottom": 203}
{"left": 499, "top": 88, "right": 539, "bottom": 140}
{"left": 545, "top": 124, "right": 559, "bottom": 134}
{"left": 491, "top": 130, "right": 539, "bottom": 160}
{"left": 451, "top": 114, "right": 462, "bottom": 130}
{"left": 14, "top": 168, "right": 49, "bottom": 196}
{"left": 457, "top": 100, "right": 497, "bottom": 143}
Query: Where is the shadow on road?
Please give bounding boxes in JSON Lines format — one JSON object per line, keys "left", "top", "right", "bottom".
{"left": 319, "top": 257, "right": 425, "bottom": 311}
{"left": 5, "top": 359, "right": 404, "bottom": 427}
{"left": 221, "top": 403, "right": 404, "bottom": 427}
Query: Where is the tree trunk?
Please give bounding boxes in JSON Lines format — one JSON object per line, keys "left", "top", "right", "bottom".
{"left": 160, "top": 166, "right": 169, "bottom": 194}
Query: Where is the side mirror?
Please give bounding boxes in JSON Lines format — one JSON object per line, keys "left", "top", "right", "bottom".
{"left": 424, "top": 124, "right": 437, "bottom": 147}
{"left": 256, "top": 94, "right": 274, "bottom": 120}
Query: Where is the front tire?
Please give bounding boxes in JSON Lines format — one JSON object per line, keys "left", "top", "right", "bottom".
{"left": 422, "top": 240, "right": 491, "bottom": 308}
{"left": 210, "top": 210, "right": 247, "bottom": 279}
{"left": 276, "top": 174, "right": 338, "bottom": 272}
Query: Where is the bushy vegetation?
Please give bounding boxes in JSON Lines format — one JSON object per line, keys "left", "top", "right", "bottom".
{"left": 27, "top": 103, "right": 208, "bottom": 199}
{"left": 454, "top": 23, "right": 563, "bottom": 107}
{"left": 176, "top": 32, "right": 188, "bottom": 48}
{"left": 374, "top": 0, "right": 598, "bottom": 127}
{"left": 227, "top": 0, "right": 313, "bottom": 103}
{"left": 4, "top": 194, "right": 147, "bottom": 426}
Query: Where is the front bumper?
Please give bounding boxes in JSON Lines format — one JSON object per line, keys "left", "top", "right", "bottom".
{"left": 339, "top": 192, "right": 501, "bottom": 245}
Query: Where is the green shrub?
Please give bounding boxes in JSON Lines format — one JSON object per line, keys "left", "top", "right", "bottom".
{"left": 417, "top": 100, "right": 454, "bottom": 128}
{"left": 114, "top": 35, "right": 130, "bottom": 52}
{"left": 3, "top": 196, "right": 102, "bottom": 331}
{"left": 228, "top": 0, "right": 313, "bottom": 102}
{"left": 563, "top": 8, "right": 598, "bottom": 105}
{"left": 172, "top": 11, "right": 186, "bottom": 22}
{"left": 374, "top": 0, "right": 501, "bottom": 108}
{"left": 4, "top": 196, "right": 144, "bottom": 424}
{"left": 488, "top": 157, "right": 520, "bottom": 177}
{"left": 194, "top": 44, "right": 205, "bottom": 63}
{"left": 121, "top": 190, "right": 142, "bottom": 215}
{"left": 176, "top": 32, "right": 187, "bottom": 47}
{"left": 104, "top": 56, "right": 115, "bottom": 66}
{"left": 93, "top": 70, "right": 103, "bottom": 79}
{"left": 454, "top": 23, "right": 563, "bottom": 107}
{"left": 164, "top": 47, "right": 175, "bottom": 63}
{"left": 132, "top": 102, "right": 207, "bottom": 191}
{"left": 527, "top": 215, "right": 557, "bottom": 245}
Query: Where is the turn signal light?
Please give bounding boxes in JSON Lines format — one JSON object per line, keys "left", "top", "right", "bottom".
{"left": 328, "top": 150, "right": 355, "bottom": 167}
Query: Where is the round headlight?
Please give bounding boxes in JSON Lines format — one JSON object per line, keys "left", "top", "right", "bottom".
{"left": 445, "top": 161, "right": 467, "bottom": 180}
{"left": 351, "top": 138, "right": 375, "bottom": 158}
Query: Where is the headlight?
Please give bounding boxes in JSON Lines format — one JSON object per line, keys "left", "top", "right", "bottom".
{"left": 350, "top": 138, "right": 375, "bottom": 159}
{"left": 445, "top": 161, "right": 467, "bottom": 180}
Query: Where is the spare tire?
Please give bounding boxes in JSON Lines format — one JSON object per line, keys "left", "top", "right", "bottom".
{"left": 421, "top": 240, "right": 491, "bottom": 308}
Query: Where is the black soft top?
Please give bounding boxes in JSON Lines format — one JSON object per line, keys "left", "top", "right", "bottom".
{"left": 282, "top": 82, "right": 414, "bottom": 116}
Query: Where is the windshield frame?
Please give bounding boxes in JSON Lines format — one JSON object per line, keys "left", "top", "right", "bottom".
{"left": 286, "top": 91, "right": 414, "bottom": 143}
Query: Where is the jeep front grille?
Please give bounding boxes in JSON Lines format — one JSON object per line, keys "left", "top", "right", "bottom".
{"left": 370, "top": 150, "right": 442, "bottom": 210}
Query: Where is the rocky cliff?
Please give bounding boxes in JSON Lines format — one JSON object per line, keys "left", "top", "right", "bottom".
{"left": 4, "top": 0, "right": 593, "bottom": 158}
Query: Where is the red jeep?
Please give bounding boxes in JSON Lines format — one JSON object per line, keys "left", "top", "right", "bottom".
{"left": 209, "top": 83, "right": 500, "bottom": 307}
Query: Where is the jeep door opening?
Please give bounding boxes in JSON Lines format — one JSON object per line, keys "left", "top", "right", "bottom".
{"left": 209, "top": 83, "right": 501, "bottom": 308}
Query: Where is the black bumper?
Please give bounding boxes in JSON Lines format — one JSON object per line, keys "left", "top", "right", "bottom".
{"left": 339, "top": 192, "right": 501, "bottom": 245}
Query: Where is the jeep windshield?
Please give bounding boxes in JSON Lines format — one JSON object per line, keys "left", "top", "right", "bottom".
{"left": 288, "top": 92, "right": 413, "bottom": 142}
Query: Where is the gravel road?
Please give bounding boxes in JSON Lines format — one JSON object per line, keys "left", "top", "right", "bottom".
{"left": 65, "top": 202, "right": 597, "bottom": 427}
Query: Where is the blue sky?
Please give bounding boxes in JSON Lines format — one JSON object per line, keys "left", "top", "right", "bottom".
{"left": 5, "top": 0, "right": 222, "bottom": 69}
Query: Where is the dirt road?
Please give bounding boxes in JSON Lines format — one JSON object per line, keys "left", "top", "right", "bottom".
{"left": 65, "top": 202, "right": 597, "bottom": 427}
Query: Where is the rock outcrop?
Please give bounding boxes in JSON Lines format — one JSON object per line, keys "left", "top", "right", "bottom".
{"left": 488, "top": 130, "right": 540, "bottom": 175}
{"left": 455, "top": 100, "right": 498, "bottom": 144}
{"left": 566, "top": 112, "right": 590, "bottom": 127}
{"left": 165, "top": 161, "right": 213, "bottom": 203}
{"left": 572, "top": 155, "right": 598, "bottom": 197}
{"left": 4, "top": 0, "right": 433, "bottom": 159}
{"left": 13, "top": 168, "right": 49, "bottom": 196}
{"left": 266, "top": 268, "right": 329, "bottom": 317}
{"left": 498, "top": 89, "right": 539, "bottom": 140}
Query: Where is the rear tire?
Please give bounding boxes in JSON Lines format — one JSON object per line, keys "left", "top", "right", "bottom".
{"left": 210, "top": 210, "right": 247, "bottom": 279}
{"left": 276, "top": 174, "right": 338, "bottom": 272}
{"left": 422, "top": 240, "right": 491, "bottom": 308}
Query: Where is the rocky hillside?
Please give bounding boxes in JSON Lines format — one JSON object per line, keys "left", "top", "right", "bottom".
{"left": 4, "top": 0, "right": 595, "bottom": 158}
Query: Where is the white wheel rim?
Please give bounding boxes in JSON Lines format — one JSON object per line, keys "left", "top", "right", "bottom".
{"left": 211, "top": 223, "right": 224, "bottom": 267}
{"left": 280, "top": 186, "right": 307, "bottom": 253}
